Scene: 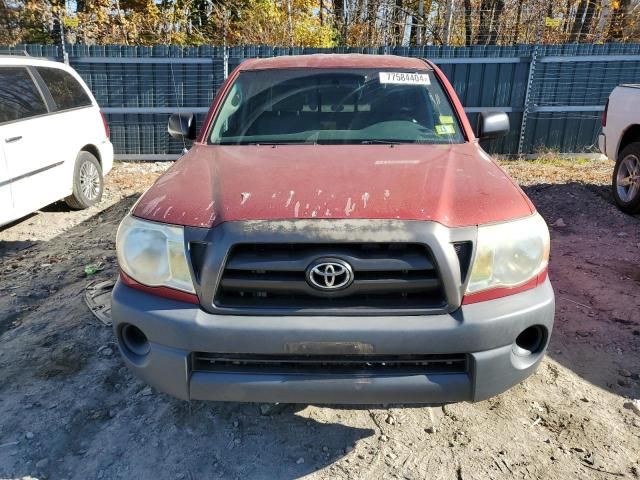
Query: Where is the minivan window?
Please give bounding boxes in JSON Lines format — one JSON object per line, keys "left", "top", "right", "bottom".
{"left": 36, "top": 67, "right": 92, "bottom": 111}
{"left": 209, "top": 68, "right": 464, "bottom": 145}
{"left": 0, "top": 68, "right": 48, "bottom": 123}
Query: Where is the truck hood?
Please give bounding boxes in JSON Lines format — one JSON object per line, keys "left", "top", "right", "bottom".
{"left": 133, "top": 143, "right": 533, "bottom": 228}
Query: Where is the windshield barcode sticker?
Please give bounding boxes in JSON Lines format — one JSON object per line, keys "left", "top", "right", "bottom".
{"left": 379, "top": 72, "right": 430, "bottom": 85}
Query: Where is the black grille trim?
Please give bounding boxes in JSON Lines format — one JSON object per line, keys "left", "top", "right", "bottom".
{"left": 192, "top": 353, "right": 469, "bottom": 375}
{"left": 453, "top": 241, "right": 473, "bottom": 283}
{"left": 214, "top": 243, "right": 447, "bottom": 314}
{"left": 189, "top": 241, "right": 208, "bottom": 283}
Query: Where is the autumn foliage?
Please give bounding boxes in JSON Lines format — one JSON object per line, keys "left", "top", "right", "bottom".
{"left": 1, "top": 0, "right": 638, "bottom": 47}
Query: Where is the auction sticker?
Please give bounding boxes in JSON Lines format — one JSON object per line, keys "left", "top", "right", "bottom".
{"left": 379, "top": 72, "right": 430, "bottom": 85}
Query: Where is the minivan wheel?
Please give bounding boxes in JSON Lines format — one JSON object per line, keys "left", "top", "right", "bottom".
{"left": 65, "top": 151, "right": 104, "bottom": 210}
{"left": 612, "top": 142, "right": 640, "bottom": 214}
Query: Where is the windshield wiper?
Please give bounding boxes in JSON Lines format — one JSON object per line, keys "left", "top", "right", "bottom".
{"left": 242, "top": 141, "right": 314, "bottom": 146}
{"left": 359, "top": 140, "right": 406, "bottom": 145}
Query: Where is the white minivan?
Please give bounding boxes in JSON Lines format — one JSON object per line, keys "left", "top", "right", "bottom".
{"left": 0, "top": 55, "right": 113, "bottom": 227}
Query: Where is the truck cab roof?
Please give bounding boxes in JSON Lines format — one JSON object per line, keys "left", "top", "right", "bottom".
{"left": 239, "top": 54, "right": 432, "bottom": 71}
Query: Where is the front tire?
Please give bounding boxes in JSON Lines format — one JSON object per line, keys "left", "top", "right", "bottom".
{"left": 612, "top": 142, "right": 640, "bottom": 214}
{"left": 65, "top": 151, "right": 104, "bottom": 210}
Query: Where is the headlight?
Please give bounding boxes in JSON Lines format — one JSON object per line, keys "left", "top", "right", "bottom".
{"left": 116, "top": 214, "right": 195, "bottom": 293}
{"left": 466, "top": 213, "right": 550, "bottom": 294}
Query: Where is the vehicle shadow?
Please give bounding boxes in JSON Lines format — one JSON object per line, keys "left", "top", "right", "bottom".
{"left": 0, "top": 196, "right": 135, "bottom": 360}
{"left": 131, "top": 399, "right": 375, "bottom": 479}
{"left": 0, "top": 196, "right": 374, "bottom": 480}
{"left": 521, "top": 182, "right": 640, "bottom": 400}
{"left": 0, "top": 213, "right": 38, "bottom": 257}
{"left": 40, "top": 201, "right": 78, "bottom": 213}
{"left": 0, "top": 198, "right": 104, "bottom": 259}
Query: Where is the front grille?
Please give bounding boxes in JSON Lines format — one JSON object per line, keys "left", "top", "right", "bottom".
{"left": 192, "top": 353, "right": 468, "bottom": 375}
{"left": 214, "top": 243, "right": 446, "bottom": 313}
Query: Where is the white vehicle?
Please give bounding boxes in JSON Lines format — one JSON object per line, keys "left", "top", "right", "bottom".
{"left": 0, "top": 55, "right": 113, "bottom": 227}
{"left": 599, "top": 84, "right": 640, "bottom": 214}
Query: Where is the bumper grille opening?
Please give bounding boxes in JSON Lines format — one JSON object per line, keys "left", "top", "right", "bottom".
{"left": 215, "top": 243, "right": 446, "bottom": 314}
{"left": 192, "top": 353, "right": 469, "bottom": 375}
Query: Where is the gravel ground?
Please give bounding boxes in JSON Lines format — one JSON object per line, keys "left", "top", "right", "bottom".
{"left": 0, "top": 158, "right": 639, "bottom": 480}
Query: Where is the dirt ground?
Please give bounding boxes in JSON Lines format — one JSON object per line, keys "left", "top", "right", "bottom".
{"left": 0, "top": 158, "right": 639, "bottom": 480}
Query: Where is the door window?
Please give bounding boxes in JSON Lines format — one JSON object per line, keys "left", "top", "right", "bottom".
{"left": 36, "top": 67, "right": 92, "bottom": 111}
{"left": 0, "top": 68, "right": 48, "bottom": 123}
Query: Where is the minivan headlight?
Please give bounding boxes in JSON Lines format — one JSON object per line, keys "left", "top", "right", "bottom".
{"left": 116, "top": 214, "right": 195, "bottom": 293}
{"left": 466, "top": 213, "right": 550, "bottom": 294}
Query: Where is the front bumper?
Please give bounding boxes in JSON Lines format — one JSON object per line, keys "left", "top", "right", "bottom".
{"left": 111, "top": 278, "right": 555, "bottom": 404}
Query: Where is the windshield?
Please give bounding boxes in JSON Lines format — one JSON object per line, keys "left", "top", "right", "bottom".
{"left": 208, "top": 68, "right": 465, "bottom": 145}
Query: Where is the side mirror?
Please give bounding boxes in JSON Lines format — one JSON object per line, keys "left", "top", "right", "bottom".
{"left": 477, "top": 112, "right": 509, "bottom": 140}
{"left": 168, "top": 113, "right": 196, "bottom": 140}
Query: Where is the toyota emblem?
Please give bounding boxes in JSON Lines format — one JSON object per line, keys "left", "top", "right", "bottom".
{"left": 306, "top": 258, "right": 354, "bottom": 291}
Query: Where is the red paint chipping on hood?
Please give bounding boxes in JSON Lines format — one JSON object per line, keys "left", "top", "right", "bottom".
{"left": 133, "top": 143, "right": 534, "bottom": 228}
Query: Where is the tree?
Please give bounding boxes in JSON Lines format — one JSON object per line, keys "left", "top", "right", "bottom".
{"left": 2, "top": 0, "right": 640, "bottom": 47}
{"left": 608, "top": 0, "right": 631, "bottom": 40}
{"left": 512, "top": 0, "right": 523, "bottom": 44}
{"left": 488, "top": 0, "right": 505, "bottom": 44}
{"left": 464, "top": 0, "right": 473, "bottom": 45}
{"left": 0, "top": 0, "right": 20, "bottom": 44}
{"left": 570, "top": 0, "right": 587, "bottom": 41}
{"left": 334, "top": 0, "right": 347, "bottom": 43}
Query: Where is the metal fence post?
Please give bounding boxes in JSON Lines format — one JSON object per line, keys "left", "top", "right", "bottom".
{"left": 222, "top": 45, "right": 229, "bottom": 80}
{"left": 59, "top": 17, "right": 69, "bottom": 65}
{"left": 517, "top": 47, "right": 537, "bottom": 157}
{"left": 223, "top": 43, "right": 229, "bottom": 80}
{"left": 222, "top": 7, "right": 229, "bottom": 80}
{"left": 517, "top": 12, "right": 546, "bottom": 157}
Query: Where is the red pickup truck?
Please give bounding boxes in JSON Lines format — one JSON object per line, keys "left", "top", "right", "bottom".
{"left": 112, "top": 54, "right": 554, "bottom": 404}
